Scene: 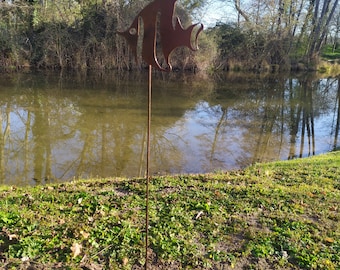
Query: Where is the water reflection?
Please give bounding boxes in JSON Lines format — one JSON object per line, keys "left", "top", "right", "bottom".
{"left": 0, "top": 72, "right": 339, "bottom": 186}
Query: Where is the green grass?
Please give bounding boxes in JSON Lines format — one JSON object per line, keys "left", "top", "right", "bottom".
{"left": 1, "top": 152, "right": 340, "bottom": 269}
{"left": 321, "top": 45, "right": 340, "bottom": 60}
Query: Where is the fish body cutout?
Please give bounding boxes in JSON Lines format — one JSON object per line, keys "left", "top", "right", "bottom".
{"left": 118, "top": 0, "right": 203, "bottom": 71}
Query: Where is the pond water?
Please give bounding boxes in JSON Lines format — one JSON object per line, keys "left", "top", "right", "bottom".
{"left": 0, "top": 71, "right": 339, "bottom": 186}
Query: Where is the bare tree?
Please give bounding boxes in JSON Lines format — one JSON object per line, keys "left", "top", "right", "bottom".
{"left": 307, "top": 0, "right": 339, "bottom": 60}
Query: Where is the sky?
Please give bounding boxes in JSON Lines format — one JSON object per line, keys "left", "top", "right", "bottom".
{"left": 198, "top": 0, "right": 237, "bottom": 27}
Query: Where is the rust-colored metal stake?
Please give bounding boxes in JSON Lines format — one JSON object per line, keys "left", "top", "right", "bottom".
{"left": 145, "top": 64, "right": 152, "bottom": 269}
{"left": 117, "top": 2, "right": 203, "bottom": 269}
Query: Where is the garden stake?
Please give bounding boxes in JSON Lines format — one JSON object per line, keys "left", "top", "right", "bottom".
{"left": 145, "top": 64, "right": 152, "bottom": 269}
{"left": 118, "top": 0, "right": 203, "bottom": 268}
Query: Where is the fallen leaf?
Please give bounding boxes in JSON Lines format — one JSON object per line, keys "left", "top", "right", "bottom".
{"left": 71, "top": 242, "right": 82, "bottom": 258}
{"left": 122, "top": 257, "right": 129, "bottom": 266}
{"left": 59, "top": 218, "right": 66, "bottom": 225}
{"left": 214, "top": 191, "right": 221, "bottom": 197}
{"left": 324, "top": 237, "right": 334, "bottom": 243}
{"left": 195, "top": 210, "right": 204, "bottom": 220}
{"left": 307, "top": 192, "right": 314, "bottom": 197}
{"left": 8, "top": 234, "right": 18, "bottom": 241}
{"left": 80, "top": 230, "right": 90, "bottom": 239}
{"left": 21, "top": 256, "right": 30, "bottom": 262}
{"left": 329, "top": 205, "right": 338, "bottom": 211}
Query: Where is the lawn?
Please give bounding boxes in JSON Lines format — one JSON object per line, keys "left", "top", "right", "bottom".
{"left": 1, "top": 151, "right": 339, "bottom": 269}
{"left": 322, "top": 45, "right": 340, "bottom": 60}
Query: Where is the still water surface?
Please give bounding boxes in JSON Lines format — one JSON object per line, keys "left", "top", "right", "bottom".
{"left": 0, "top": 72, "right": 339, "bottom": 186}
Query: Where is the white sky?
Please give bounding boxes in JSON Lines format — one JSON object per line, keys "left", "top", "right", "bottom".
{"left": 198, "top": 0, "right": 237, "bottom": 27}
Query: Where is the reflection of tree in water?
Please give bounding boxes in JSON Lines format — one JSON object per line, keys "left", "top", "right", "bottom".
{"left": 287, "top": 77, "right": 316, "bottom": 159}
{"left": 288, "top": 77, "right": 340, "bottom": 158}
{"left": 194, "top": 75, "right": 340, "bottom": 169}
{"left": 0, "top": 72, "right": 211, "bottom": 185}
{"left": 331, "top": 78, "right": 340, "bottom": 150}
{"left": 148, "top": 78, "right": 214, "bottom": 174}
{"left": 210, "top": 108, "right": 228, "bottom": 165}
{"left": 249, "top": 77, "right": 287, "bottom": 163}
{"left": 192, "top": 102, "right": 231, "bottom": 171}
{"left": 74, "top": 100, "right": 144, "bottom": 178}
{"left": 0, "top": 72, "right": 339, "bottom": 185}
{"left": 196, "top": 76, "right": 289, "bottom": 169}
{"left": 0, "top": 105, "right": 10, "bottom": 184}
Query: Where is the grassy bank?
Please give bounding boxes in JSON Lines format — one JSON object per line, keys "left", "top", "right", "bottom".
{"left": 1, "top": 152, "right": 340, "bottom": 270}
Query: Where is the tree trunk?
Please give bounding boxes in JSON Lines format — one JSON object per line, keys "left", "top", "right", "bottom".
{"left": 308, "top": 0, "right": 339, "bottom": 60}
{"left": 315, "top": 0, "right": 339, "bottom": 52}
{"left": 234, "top": 0, "right": 250, "bottom": 22}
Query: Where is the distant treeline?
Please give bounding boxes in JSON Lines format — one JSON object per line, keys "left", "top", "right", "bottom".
{"left": 0, "top": 0, "right": 339, "bottom": 72}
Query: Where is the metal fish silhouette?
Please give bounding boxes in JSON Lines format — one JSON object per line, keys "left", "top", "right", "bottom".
{"left": 118, "top": 0, "right": 203, "bottom": 71}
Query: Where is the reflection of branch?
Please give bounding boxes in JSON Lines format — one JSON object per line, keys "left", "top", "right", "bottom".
{"left": 288, "top": 93, "right": 302, "bottom": 159}
{"left": 299, "top": 109, "right": 306, "bottom": 158}
{"left": 4, "top": 107, "right": 11, "bottom": 139}
{"left": 0, "top": 108, "right": 11, "bottom": 184}
{"left": 164, "top": 131, "right": 187, "bottom": 144}
{"left": 306, "top": 84, "right": 315, "bottom": 156}
{"left": 210, "top": 109, "right": 227, "bottom": 163}
{"left": 333, "top": 79, "right": 340, "bottom": 150}
{"left": 278, "top": 88, "right": 285, "bottom": 157}
{"left": 24, "top": 111, "right": 32, "bottom": 183}
{"left": 320, "top": 78, "right": 338, "bottom": 94}
{"left": 299, "top": 82, "right": 315, "bottom": 157}
{"left": 153, "top": 131, "right": 179, "bottom": 157}
{"left": 0, "top": 112, "right": 4, "bottom": 184}
{"left": 75, "top": 133, "right": 94, "bottom": 177}
{"left": 59, "top": 156, "right": 82, "bottom": 180}
{"left": 310, "top": 121, "right": 315, "bottom": 154}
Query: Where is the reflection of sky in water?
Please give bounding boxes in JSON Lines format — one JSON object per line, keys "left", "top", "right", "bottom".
{"left": 316, "top": 113, "right": 338, "bottom": 151}
{"left": 168, "top": 97, "right": 339, "bottom": 174}
{"left": 0, "top": 75, "right": 339, "bottom": 185}
{"left": 166, "top": 101, "right": 243, "bottom": 173}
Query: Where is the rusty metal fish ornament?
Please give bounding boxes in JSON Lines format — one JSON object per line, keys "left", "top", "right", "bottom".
{"left": 118, "top": 2, "right": 203, "bottom": 267}
{"left": 118, "top": 0, "right": 203, "bottom": 71}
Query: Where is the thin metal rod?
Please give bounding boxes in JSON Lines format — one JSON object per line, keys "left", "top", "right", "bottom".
{"left": 145, "top": 64, "right": 152, "bottom": 270}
